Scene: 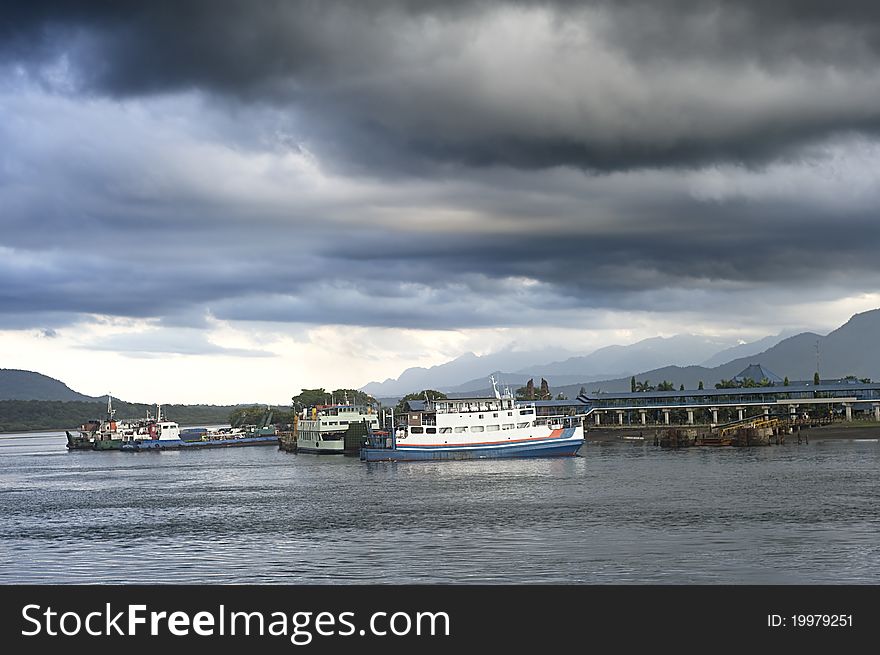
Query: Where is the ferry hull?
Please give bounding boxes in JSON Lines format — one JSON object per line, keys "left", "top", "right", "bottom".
{"left": 294, "top": 447, "right": 346, "bottom": 454}
{"left": 360, "top": 435, "right": 584, "bottom": 461}
{"left": 119, "top": 435, "right": 279, "bottom": 451}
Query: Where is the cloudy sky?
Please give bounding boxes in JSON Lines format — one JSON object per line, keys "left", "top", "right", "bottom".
{"left": 2, "top": 1, "right": 880, "bottom": 404}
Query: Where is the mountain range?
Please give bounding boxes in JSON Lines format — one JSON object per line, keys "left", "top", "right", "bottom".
{"left": 0, "top": 369, "right": 99, "bottom": 402}
{"left": 3, "top": 309, "right": 878, "bottom": 406}
{"left": 361, "top": 346, "right": 575, "bottom": 398}
{"left": 363, "top": 309, "right": 880, "bottom": 400}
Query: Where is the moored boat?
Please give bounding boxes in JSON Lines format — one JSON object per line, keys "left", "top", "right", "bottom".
{"left": 291, "top": 403, "right": 380, "bottom": 454}
{"left": 66, "top": 399, "right": 280, "bottom": 452}
{"left": 120, "top": 413, "right": 279, "bottom": 451}
{"left": 66, "top": 396, "right": 153, "bottom": 450}
{"left": 360, "top": 377, "right": 585, "bottom": 461}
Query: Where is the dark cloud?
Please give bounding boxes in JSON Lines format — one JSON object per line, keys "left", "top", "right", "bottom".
{"left": 3, "top": 138, "right": 879, "bottom": 332}
{"left": 2, "top": 3, "right": 880, "bottom": 338}
{"left": 5, "top": 1, "right": 880, "bottom": 171}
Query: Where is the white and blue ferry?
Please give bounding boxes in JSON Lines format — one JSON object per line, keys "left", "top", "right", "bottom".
{"left": 360, "top": 378, "right": 584, "bottom": 461}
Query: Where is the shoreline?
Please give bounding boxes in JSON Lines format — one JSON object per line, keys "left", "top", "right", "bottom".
{"left": 585, "top": 421, "right": 880, "bottom": 443}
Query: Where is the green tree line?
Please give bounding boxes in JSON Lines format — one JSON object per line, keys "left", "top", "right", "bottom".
{"left": 0, "top": 400, "right": 239, "bottom": 433}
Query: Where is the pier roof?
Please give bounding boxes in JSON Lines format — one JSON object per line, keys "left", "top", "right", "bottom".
{"left": 578, "top": 382, "right": 880, "bottom": 404}
{"left": 531, "top": 400, "right": 588, "bottom": 407}
{"left": 733, "top": 363, "right": 782, "bottom": 383}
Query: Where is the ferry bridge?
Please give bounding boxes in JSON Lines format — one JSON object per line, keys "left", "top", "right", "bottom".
{"left": 532, "top": 381, "right": 880, "bottom": 428}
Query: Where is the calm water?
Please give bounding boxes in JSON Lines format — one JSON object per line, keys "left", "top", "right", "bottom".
{"left": 0, "top": 431, "right": 878, "bottom": 583}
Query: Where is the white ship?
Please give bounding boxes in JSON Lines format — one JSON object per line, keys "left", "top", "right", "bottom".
{"left": 361, "top": 377, "right": 584, "bottom": 461}
{"left": 295, "top": 403, "right": 380, "bottom": 454}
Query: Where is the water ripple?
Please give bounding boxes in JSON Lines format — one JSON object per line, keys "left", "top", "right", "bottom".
{"left": 0, "top": 434, "right": 877, "bottom": 583}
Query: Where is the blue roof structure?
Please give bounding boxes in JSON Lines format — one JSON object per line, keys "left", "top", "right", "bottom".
{"left": 733, "top": 363, "right": 783, "bottom": 384}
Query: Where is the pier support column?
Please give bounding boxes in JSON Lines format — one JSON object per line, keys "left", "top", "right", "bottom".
{"left": 639, "top": 410, "right": 647, "bottom": 425}
{"left": 617, "top": 411, "right": 624, "bottom": 425}
{"left": 737, "top": 407, "right": 744, "bottom": 421}
{"left": 594, "top": 412, "right": 601, "bottom": 426}
{"left": 663, "top": 410, "right": 670, "bottom": 425}
{"left": 874, "top": 404, "right": 880, "bottom": 421}
{"left": 687, "top": 410, "right": 694, "bottom": 425}
{"left": 762, "top": 406, "right": 770, "bottom": 420}
{"left": 844, "top": 403, "right": 852, "bottom": 422}
{"left": 711, "top": 408, "right": 718, "bottom": 424}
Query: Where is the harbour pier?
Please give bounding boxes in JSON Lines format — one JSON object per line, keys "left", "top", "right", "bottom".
{"left": 532, "top": 373, "right": 880, "bottom": 446}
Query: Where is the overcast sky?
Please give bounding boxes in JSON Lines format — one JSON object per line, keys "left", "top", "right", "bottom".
{"left": 2, "top": 1, "right": 880, "bottom": 404}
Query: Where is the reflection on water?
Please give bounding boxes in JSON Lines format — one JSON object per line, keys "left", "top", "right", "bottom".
{"left": 0, "top": 431, "right": 877, "bottom": 583}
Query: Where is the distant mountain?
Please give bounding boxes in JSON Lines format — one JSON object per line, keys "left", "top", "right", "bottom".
{"left": 443, "top": 372, "right": 610, "bottom": 396}
{"left": 362, "top": 309, "right": 880, "bottom": 402}
{"left": 518, "top": 334, "right": 736, "bottom": 379}
{"left": 699, "top": 331, "right": 798, "bottom": 368}
{"left": 717, "top": 309, "right": 880, "bottom": 382}
{"left": 553, "top": 338, "right": 825, "bottom": 399}
{"left": 557, "top": 309, "right": 880, "bottom": 398}
{"left": 810, "top": 309, "right": 880, "bottom": 379}
{"left": 0, "top": 369, "right": 98, "bottom": 401}
{"left": 419, "top": 334, "right": 743, "bottom": 396}
{"left": 360, "top": 347, "right": 574, "bottom": 397}
{"left": 555, "top": 365, "right": 719, "bottom": 398}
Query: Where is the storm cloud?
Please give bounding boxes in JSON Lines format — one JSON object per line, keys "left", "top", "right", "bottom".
{"left": 2, "top": 1, "right": 880, "bottom": 343}
{"left": 6, "top": 1, "right": 880, "bottom": 171}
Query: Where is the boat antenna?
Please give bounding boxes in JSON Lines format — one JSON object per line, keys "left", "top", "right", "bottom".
{"left": 490, "top": 375, "right": 501, "bottom": 400}
{"left": 107, "top": 393, "right": 115, "bottom": 420}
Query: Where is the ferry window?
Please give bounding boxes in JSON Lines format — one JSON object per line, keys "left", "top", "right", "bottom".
{"left": 516, "top": 422, "right": 530, "bottom": 429}
{"left": 519, "top": 409, "right": 534, "bottom": 415}
{"left": 478, "top": 414, "right": 484, "bottom": 419}
{"left": 502, "top": 424, "right": 514, "bottom": 430}
{"left": 454, "top": 426, "right": 468, "bottom": 433}
{"left": 426, "top": 427, "right": 437, "bottom": 434}
{"left": 507, "top": 411, "right": 513, "bottom": 416}
{"left": 340, "top": 421, "right": 349, "bottom": 425}
{"left": 411, "top": 427, "right": 424, "bottom": 434}
{"left": 493, "top": 413, "right": 498, "bottom": 418}
{"left": 471, "top": 426, "right": 485, "bottom": 433}
{"left": 440, "top": 427, "right": 452, "bottom": 433}
{"left": 487, "top": 425, "right": 500, "bottom": 431}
